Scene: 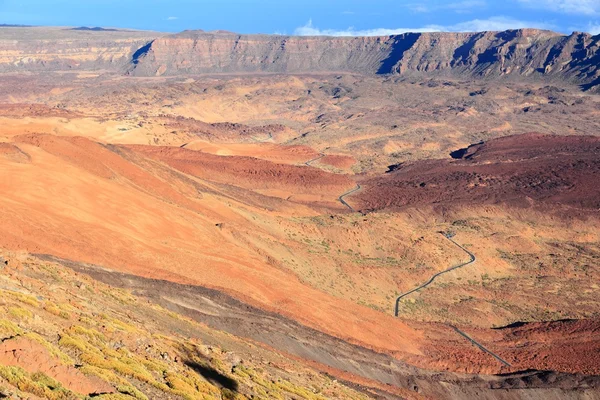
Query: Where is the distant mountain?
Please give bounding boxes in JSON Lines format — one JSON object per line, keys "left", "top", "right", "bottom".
{"left": 127, "top": 29, "right": 600, "bottom": 91}
{"left": 70, "top": 26, "right": 119, "bottom": 31}
{"left": 0, "top": 27, "right": 598, "bottom": 91}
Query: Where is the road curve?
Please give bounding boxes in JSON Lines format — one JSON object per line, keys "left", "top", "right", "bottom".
{"left": 394, "top": 233, "right": 512, "bottom": 367}
{"left": 394, "top": 233, "right": 475, "bottom": 317}
{"left": 338, "top": 184, "right": 361, "bottom": 212}
{"left": 305, "top": 153, "right": 325, "bottom": 167}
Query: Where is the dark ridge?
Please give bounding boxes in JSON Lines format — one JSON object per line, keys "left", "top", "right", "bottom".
{"left": 539, "top": 41, "right": 565, "bottom": 74}
{"left": 452, "top": 32, "right": 485, "bottom": 66}
{"left": 386, "top": 163, "right": 404, "bottom": 173}
{"left": 493, "top": 318, "right": 579, "bottom": 330}
{"left": 0, "top": 24, "right": 33, "bottom": 27}
{"left": 132, "top": 40, "right": 154, "bottom": 65}
{"left": 581, "top": 76, "right": 600, "bottom": 92}
{"left": 70, "top": 26, "right": 119, "bottom": 32}
{"left": 449, "top": 141, "right": 484, "bottom": 159}
{"left": 449, "top": 147, "right": 470, "bottom": 159}
{"left": 490, "top": 369, "right": 600, "bottom": 390}
{"left": 492, "top": 321, "right": 527, "bottom": 329}
{"left": 377, "top": 33, "right": 421, "bottom": 74}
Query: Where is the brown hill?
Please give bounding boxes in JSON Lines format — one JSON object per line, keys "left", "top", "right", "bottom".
{"left": 355, "top": 133, "right": 600, "bottom": 213}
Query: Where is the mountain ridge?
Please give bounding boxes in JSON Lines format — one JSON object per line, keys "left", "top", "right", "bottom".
{"left": 126, "top": 28, "right": 599, "bottom": 91}
{"left": 0, "top": 27, "right": 598, "bottom": 90}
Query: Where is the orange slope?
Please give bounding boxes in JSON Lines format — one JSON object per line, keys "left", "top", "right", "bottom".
{"left": 0, "top": 134, "right": 423, "bottom": 358}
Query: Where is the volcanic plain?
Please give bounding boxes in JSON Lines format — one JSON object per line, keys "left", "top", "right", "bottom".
{"left": 0, "top": 27, "right": 599, "bottom": 399}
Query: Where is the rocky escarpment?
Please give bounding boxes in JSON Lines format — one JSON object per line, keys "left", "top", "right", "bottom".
{"left": 128, "top": 29, "right": 600, "bottom": 91}
{"left": 0, "top": 26, "right": 158, "bottom": 72}
{"left": 1, "top": 27, "right": 599, "bottom": 91}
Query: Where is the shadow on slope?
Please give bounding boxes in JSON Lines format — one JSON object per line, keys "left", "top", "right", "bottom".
{"left": 184, "top": 361, "right": 239, "bottom": 392}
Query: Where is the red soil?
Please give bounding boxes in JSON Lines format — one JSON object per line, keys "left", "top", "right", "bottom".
{"left": 182, "top": 141, "right": 320, "bottom": 165}
{"left": 357, "top": 133, "right": 600, "bottom": 213}
{"left": 2, "top": 132, "right": 598, "bottom": 377}
{"left": 320, "top": 154, "right": 356, "bottom": 170}
{"left": 159, "top": 114, "right": 291, "bottom": 142}
{"left": 420, "top": 319, "right": 600, "bottom": 376}
{"left": 0, "top": 337, "right": 114, "bottom": 395}
{"left": 496, "top": 319, "right": 600, "bottom": 375}
{"left": 0, "top": 134, "right": 424, "bottom": 366}
{"left": 129, "top": 144, "right": 355, "bottom": 197}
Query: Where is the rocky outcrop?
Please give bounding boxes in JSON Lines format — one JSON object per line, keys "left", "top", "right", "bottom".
{"left": 356, "top": 133, "right": 600, "bottom": 213}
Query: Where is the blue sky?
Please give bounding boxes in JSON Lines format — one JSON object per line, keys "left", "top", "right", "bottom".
{"left": 1, "top": 0, "right": 599, "bottom": 35}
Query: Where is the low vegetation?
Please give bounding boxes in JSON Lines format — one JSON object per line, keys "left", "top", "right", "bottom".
{"left": 0, "top": 253, "right": 368, "bottom": 400}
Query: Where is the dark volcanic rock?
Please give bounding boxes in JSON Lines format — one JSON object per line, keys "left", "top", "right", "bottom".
{"left": 356, "top": 133, "right": 600, "bottom": 212}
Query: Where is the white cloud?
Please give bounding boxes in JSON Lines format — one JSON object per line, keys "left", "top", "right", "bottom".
{"left": 409, "top": 1, "right": 487, "bottom": 13}
{"left": 585, "top": 22, "right": 600, "bottom": 34}
{"left": 294, "top": 20, "right": 442, "bottom": 36}
{"left": 451, "top": 16, "right": 554, "bottom": 32}
{"left": 167, "top": 16, "right": 178, "bottom": 20}
{"left": 567, "top": 21, "right": 600, "bottom": 34}
{"left": 517, "top": 0, "right": 600, "bottom": 15}
{"left": 293, "top": 17, "right": 554, "bottom": 37}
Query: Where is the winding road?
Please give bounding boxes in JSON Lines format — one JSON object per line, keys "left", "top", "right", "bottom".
{"left": 338, "top": 184, "right": 361, "bottom": 212}
{"left": 394, "top": 232, "right": 512, "bottom": 367}
{"left": 302, "top": 152, "right": 361, "bottom": 213}
{"left": 304, "top": 153, "right": 325, "bottom": 167}
{"left": 394, "top": 233, "right": 475, "bottom": 317}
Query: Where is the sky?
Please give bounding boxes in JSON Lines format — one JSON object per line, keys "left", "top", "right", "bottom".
{"left": 1, "top": 0, "right": 599, "bottom": 35}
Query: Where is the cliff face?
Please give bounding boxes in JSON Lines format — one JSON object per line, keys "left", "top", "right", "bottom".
{"left": 127, "top": 29, "right": 600, "bottom": 90}
{"left": 0, "top": 27, "right": 157, "bottom": 72}
{"left": 1, "top": 27, "right": 599, "bottom": 91}
{"left": 128, "top": 31, "right": 394, "bottom": 76}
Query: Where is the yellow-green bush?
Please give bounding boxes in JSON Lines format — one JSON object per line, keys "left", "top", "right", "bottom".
{"left": 8, "top": 307, "right": 33, "bottom": 320}
{"left": 0, "top": 319, "right": 23, "bottom": 338}
{"left": 80, "top": 366, "right": 148, "bottom": 400}
{"left": 43, "top": 303, "right": 70, "bottom": 319}
{"left": 5, "top": 292, "right": 40, "bottom": 308}
{"left": 0, "top": 366, "right": 73, "bottom": 400}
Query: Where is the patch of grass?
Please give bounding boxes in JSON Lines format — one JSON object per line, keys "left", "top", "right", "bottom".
{"left": 58, "top": 333, "right": 89, "bottom": 353}
{"left": 0, "top": 366, "right": 73, "bottom": 400}
{"left": 164, "top": 370, "right": 220, "bottom": 400}
{"left": 8, "top": 307, "right": 33, "bottom": 320}
{"left": 43, "top": 303, "right": 71, "bottom": 319}
{"left": 10, "top": 292, "right": 41, "bottom": 308}
{"left": 0, "top": 319, "right": 23, "bottom": 338}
